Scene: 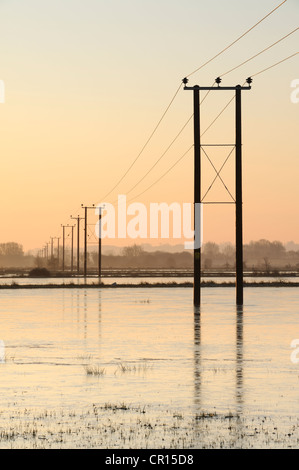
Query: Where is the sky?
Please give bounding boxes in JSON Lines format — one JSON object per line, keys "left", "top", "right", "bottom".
{"left": 0, "top": 0, "right": 298, "bottom": 251}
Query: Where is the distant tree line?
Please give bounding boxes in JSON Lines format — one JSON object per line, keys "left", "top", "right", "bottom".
{"left": 92, "top": 240, "right": 299, "bottom": 271}
{"left": 198, "top": 240, "right": 299, "bottom": 272}
{"left": 0, "top": 242, "right": 35, "bottom": 268}
{"left": 1, "top": 239, "right": 299, "bottom": 272}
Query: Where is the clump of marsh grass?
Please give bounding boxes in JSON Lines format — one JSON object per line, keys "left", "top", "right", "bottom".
{"left": 84, "top": 365, "right": 105, "bottom": 376}
{"left": 103, "top": 402, "right": 130, "bottom": 411}
{"left": 195, "top": 411, "right": 218, "bottom": 420}
{"left": 100, "top": 402, "right": 146, "bottom": 413}
{"left": 115, "top": 362, "right": 153, "bottom": 375}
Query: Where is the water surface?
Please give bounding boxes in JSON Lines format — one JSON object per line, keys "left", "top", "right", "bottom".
{"left": 0, "top": 287, "right": 298, "bottom": 448}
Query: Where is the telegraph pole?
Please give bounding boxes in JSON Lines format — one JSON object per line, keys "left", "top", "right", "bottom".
{"left": 234, "top": 78, "right": 252, "bottom": 303}
{"left": 56, "top": 237, "right": 60, "bottom": 266}
{"left": 183, "top": 77, "right": 252, "bottom": 306}
{"left": 50, "top": 237, "right": 54, "bottom": 260}
{"left": 70, "top": 224, "right": 75, "bottom": 273}
{"left": 81, "top": 204, "right": 96, "bottom": 277}
{"left": 71, "top": 215, "right": 84, "bottom": 274}
{"left": 97, "top": 205, "right": 105, "bottom": 280}
{"left": 194, "top": 85, "right": 201, "bottom": 307}
{"left": 61, "top": 224, "right": 67, "bottom": 272}
{"left": 46, "top": 242, "right": 49, "bottom": 261}
{"left": 183, "top": 80, "right": 201, "bottom": 307}
{"left": 51, "top": 237, "right": 60, "bottom": 270}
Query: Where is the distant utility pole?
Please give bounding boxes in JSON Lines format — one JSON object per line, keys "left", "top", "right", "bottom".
{"left": 97, "top": 205, "right": 105, "bottom": 280}
{"left": 81, "top": 204, "right": 96, "bottom": 277}
{"left": 54, "top": 237, "right": 60, "bottom": 266}
{"left": 50, "top": 237, "right": 54, "bottom": 260}
{"left": 61, "top": 224, "right": 68, "bottom": 272}
{"left": 183, "top": 76, "right": 252, "bottom": 307}
{"left": 70, "top": 215, "right": 85, "bottom": 274}
{"left": 70, "top": 224, "right": 75, "bottom": 273}
{"left": 51, "top": 237, "right": 60, "bottom": 268}
{"left": 46, "top": 242, "right": 50, "bottom": 261}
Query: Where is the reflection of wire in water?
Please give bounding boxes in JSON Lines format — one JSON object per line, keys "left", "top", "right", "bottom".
{"left": 193, "top": 308, "right": 201, "bottom": 408}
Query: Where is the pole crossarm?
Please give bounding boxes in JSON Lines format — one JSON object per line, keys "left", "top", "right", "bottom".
{"left": 184, "top": 85, "right": 251, "bottom": 91}
{"left": 183, "top": 77, "right": 252, "bottom": 91}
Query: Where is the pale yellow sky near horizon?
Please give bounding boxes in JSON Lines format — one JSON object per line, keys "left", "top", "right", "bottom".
{"left": 0, "top": 0, "right": 298, "bottom": 251}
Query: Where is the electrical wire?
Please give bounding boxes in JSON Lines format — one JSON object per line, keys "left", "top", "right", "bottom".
{"left": 115, "top": 84, "right": 216, "bottom": 202}
{"left": 186, "top": 0, "right": 288, "bottom": 78}
{"left": 126, "top": 145, "right": 194, "bottom": 204}
{"left": 47, "top": 2, "right": 291, "bottom": 245}
{"left": 125, "top": 50, "right": 297, "bottom": 202}
{"left": 251, "top": 51, "right": 298, "bottom": 77}
{"left": 220, "top": 28, "right": 299, "bottom": 77}
{"left": 99, "top": 1, "right": 288, "bottom": 203}
{"left": 112, "top": 28, "right": 298, "bottom": 202}
{"left": 100, "top": 82, "right": 183, "bottom": 201}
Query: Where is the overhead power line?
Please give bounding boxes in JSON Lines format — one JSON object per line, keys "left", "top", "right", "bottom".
{"left": 48, "top": 1, "right": 290, "bottom": 247}
{"left": 126, "top": 51, "right": 297, "bottom": 202}
{"left": 186, "top": 0, "right": 288, "bottom": 78}
{"left": 251, "top": 51, "right": 298, "bottom": 77}
{"left": 220, "top": 27, "right": 299, "bottom": 77}
{"left": 99, "top": 1, "right": 288, "bottom": 203}
{"left": 100, "top": 82, "right": 183, "bottom": 201}
{"left": 126, "top": 145, "right": 194, "bottom": 204}
{"left": 119, "top": 29, "right": 298, "bottom": 200}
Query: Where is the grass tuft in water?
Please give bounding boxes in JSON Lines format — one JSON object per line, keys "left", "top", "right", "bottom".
{"left": 84, "top": 365, "right": 105, "bottom": 376}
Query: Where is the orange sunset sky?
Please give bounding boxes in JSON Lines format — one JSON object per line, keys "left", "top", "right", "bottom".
{"left": 0, "top": 0, "right": 298, "bottom": 251}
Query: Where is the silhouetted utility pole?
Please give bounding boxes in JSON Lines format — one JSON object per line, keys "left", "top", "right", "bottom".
{"left": 46, "top": 242, "right": 50, "bottom": 261}
{"left": 54, "top": 237, "right": 60, "bottom": 266}
{"left": 50, "top": 237, "right": 54, "bottom": 260}
{"left": 61, "top": 224, "right": 68, "bottom": 272}
{"left": 235, "top": 85, "right": 246, "bottom": 306}
{"left": 183, "top": 77, "right": 252, "bottom": 306}
{"left": 70, "top": 215, "right": 84, "bottom": 274}
{"left": 97, "top": 205, "right": 105, "bottom": 280}
{"left": 70, "top": 224, "right": 75, "bottom": 273}
{"left": 51, "top": 237, "right": 60, "bottom": 269}
{"left": 81, "top": 204, "right": 96, "bottom": 277}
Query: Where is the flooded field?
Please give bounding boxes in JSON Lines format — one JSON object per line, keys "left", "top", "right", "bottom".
{"left": 0, "top": 287, "right": 299, "bottom": 448}
{"left": 0, "top": 275, "right": 298, "bottom": 286}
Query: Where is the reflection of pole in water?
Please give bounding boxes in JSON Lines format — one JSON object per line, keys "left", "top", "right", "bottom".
{"left": 236, "top": 305, "right": 244, "bottom": 415}
{"left": 84, "top": 289, "right": 88, "bottom": 340}
{"left": 193, "top": 306, "right": 201, "bottom": 408}
{"left": 76, "top": 289, "right": 80, "bottom": 326}
{"left": 97, "top": 289, "right": 102, "bottom": 345}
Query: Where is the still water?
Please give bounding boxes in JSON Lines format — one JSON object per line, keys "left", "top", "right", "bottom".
{"left": 0, "top": 275, "right": 298, "bottom": 285}
{"left": 0, "top": 287, "right": 299, "bottom": 448}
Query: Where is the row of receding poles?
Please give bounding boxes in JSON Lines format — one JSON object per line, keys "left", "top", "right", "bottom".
{"left": 44, "top": 204, "right": 104, "bottom": 278}
{"left": 42, "top": 76, "right": 250, "bottom": 302}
